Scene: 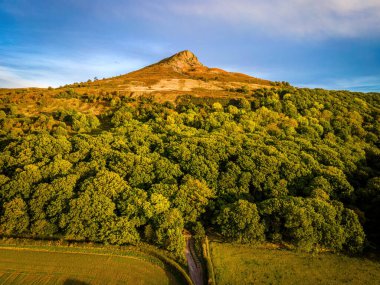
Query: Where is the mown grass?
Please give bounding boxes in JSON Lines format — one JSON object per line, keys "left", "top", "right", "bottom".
{"left": 0, "top": 245, "right": 179, "bottom": 285}
{"left": 210, "top": 242, "right": 380, "bottom": 285}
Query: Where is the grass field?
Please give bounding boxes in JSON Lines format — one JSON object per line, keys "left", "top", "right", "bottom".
{"left": 0, "top": 246, "right": 179, "bottom": 285}
{"left": 210, "top": 242, "right": 380, "bottom": 285}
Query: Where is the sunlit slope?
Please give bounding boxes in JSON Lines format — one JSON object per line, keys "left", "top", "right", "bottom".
{"left": 0, "top": 50, "right": 275, "bottom": 115}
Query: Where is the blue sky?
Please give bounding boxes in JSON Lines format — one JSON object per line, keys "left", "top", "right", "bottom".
{"left": 1, "top": 0, "right": 380, "bottom": 91}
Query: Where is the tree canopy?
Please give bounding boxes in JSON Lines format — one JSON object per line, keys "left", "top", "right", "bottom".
{"left": 0, "top": 87, "right": 379, "bottom": 255}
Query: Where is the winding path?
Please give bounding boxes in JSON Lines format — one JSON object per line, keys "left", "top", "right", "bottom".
{"left": 185, "top": 235, "right": 204, "bottom": 285}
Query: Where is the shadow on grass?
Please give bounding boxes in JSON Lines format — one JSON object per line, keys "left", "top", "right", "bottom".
{"left": 63, "top": 279, "right": 90, "bottom": 285}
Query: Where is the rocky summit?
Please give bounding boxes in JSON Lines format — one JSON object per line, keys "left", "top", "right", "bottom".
{"left": 157, "top": 50, "right": 204, "bottom": 72}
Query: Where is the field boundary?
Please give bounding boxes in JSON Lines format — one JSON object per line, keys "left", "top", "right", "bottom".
{"left": 202, "top": 236, "right": 216, "bottom": 285}
{"left": 139, "top": 246, "right": 194, "bottom": 285}
{"left": 0, "top": 246, "right": 150, "bottom": 262}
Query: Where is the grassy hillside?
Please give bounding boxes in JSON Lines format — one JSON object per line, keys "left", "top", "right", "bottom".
{"left": 210, "top": 242, "right": 380, "bottom": 285}
{"left": 0, "top": 245, "right": 179, "bottom": 285}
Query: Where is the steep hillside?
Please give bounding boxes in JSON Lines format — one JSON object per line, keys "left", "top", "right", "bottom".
{"left": 122, "top": 50, "right": 271, "bottom": 85}
{"left": 87, "top": 50, "right": 274, "bottom": 102}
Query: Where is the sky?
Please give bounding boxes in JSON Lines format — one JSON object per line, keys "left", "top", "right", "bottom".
{"left": 0, "top": 0, "right": 380, "bottom": 91}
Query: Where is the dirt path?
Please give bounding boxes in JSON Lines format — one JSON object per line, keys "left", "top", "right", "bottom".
{"left": 185, "top": 236, "right": 204, "bottom": 285}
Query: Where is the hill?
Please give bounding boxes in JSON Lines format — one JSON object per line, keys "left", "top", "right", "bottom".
{"left": 94, "top": 50, "right": 272, "bottom": 92}
{"left": 0, "top": 50, "right": 276, "bottom": 116}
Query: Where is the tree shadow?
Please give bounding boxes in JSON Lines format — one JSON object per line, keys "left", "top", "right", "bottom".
{"left": 63, "top": 279, "right": 90, "bottom": 285}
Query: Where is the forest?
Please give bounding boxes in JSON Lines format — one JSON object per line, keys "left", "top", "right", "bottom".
{"left": 0, "top": 86, "right": 379, "bottom": 258}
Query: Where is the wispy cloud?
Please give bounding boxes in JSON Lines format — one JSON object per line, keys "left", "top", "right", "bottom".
{"left": 296, "top": 75, "right": 380, "bottom": 92}
{"left": 0, "top": 50, "right": 147, "bottom": 88}
{"left": 165, "top": 0, "right": 380, "bottom": 38}
{"left": 0, "top": 66, "right": 37, "bottom": 88}
{"left": 328, "top": 75, "right": 380, "bottom": 91}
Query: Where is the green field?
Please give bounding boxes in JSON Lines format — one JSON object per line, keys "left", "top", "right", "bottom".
{"left": 210, "top": 242, "right": 380, "bottom": 285}
{"left": 0, "top": 246, "right": 179, "bottom": 285}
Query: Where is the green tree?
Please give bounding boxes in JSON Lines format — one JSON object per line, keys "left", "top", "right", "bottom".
{"left": 0, "top": 198, "right": 29, "bottom": 235}
{"left": 62, "top": 192, "right": 120, "bottom": 242}
{"left": 216, "top": 200, "right": 265, "bottom": 243}
{"left": 174, "top": 175, "right": 215, "bottom": 223}
{"left": 152, "top": 208, "right": 185, "bottom": 257}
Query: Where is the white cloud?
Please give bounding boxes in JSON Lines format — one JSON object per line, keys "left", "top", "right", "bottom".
{"left": 0, "top": 66, "right": 37, "bottom": 88}
{"left": 166, "top": 0, "right": 380, "bottom": 38}
{"left": 0, "top": 51, "right": 147, "bottom": 88}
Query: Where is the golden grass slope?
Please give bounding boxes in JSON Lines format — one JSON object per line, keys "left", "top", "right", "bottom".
{"left": 108, "top": 50, "right": 272, "bottom": 90}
